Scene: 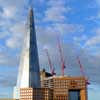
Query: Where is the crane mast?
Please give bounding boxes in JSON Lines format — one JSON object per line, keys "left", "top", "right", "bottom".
{"left": 77, "top": 56, "right": 90, "bottom": 85}
{"left": 57, "top": 37, "right": 66, "bottom": 76}
{"left": 45, "top": 49, "right": 55, "bottom": 75}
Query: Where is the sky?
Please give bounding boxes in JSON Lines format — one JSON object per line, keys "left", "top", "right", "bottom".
{"left": 0, "top": 0, "right": 100, "bottom": 99}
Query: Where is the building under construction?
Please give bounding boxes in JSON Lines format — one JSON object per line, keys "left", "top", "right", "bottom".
{"left": 20, "top": 70, "right": 87, "bottom": 100}
{"left": 13, "top": 4, "right": 88, "bottom": 100}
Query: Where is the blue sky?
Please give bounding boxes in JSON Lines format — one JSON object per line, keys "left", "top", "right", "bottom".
{"left": 0, "top": 0, "right": 100, "bottom": 99}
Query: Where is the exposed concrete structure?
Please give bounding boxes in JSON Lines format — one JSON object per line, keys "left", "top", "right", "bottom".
{"left": 41, "top": 75, "right": 87, "bottom": 100}
{"left": 20, "top": 88, "right": 53, "bottom": 100}
{"left": 20, "top": 74, "right": 88, "bottom": 100}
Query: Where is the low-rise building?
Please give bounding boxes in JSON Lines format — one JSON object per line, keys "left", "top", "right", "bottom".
{"left": 41, "top": 76, "right": 87, "bottom": 100}
{"left": 19, "top": 71, "right": 87, "bottom": 100}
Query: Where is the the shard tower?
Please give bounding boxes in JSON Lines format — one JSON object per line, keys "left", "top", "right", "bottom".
{"left": 13, "top": 7, "right": 41, "bottom": 99}
{"left": 17, "top": 8, "right": 40, "bottom": 88}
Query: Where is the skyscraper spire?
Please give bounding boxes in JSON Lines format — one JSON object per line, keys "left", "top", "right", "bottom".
{"left": 28, "top": 0, "right": 33, "bottom": 9}
{"left": 16, "top": 7, "right": 40, "bottom": 88}
{"left": 29, "top": 7, "right": 41, "bottom": 88}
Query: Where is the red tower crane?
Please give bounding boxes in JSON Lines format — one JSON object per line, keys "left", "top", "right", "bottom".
{"left": 76, "top": 56, "right": 90, "bottom": 85}
{"left": 57, "top": 37, "right": 66, "bottom": 76}
{"left": 45, "top": 49, "right": 56, "bottom": 75}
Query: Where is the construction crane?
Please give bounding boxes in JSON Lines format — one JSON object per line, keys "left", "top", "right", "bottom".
{"left": 76, "top": 56, "right": 90, "bottom": 85}
{"left": 57, "top": 37, "right": 66, "bottom": 76}
{"left": 45, "top": 49, "right": 56, "bottom": 75}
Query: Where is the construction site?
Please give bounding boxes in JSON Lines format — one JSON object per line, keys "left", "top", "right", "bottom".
{"left": 1, "top": 0, "right": 100, "bottom": 100}
{"left": 20, "top": 75, "right": 88, "bottom": 100}
{"left": 11, "top": 5, "right": 91, "bottom": 100}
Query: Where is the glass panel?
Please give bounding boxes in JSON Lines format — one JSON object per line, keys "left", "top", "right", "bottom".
{"left": 69, "top": 90, "right": 80, "bottom": 100}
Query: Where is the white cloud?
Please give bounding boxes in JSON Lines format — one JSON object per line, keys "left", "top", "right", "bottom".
{"left": 3, "top": 6, "right": 16, "bottom": 18}
{"left": 95, "top": 28, "right": 100, "bottom": 34}
{"left": 73, "top": 35, "right": 87, "bottom": 46}
{"left": 96, "top": 0, "right": 100, "bottom": 7}
{"left": 38, "top": 0, "right": 44, "bottom": 3}
{"left": 44, "top": 7, "right": 65, "bottom": 22}
{"left": 6, "top": 37, "right": 21, "bottom": 49}
{"left": 87, "top": 13, "right": 100, "bottom": 23}
{"left": 85, "top": 36, "right": 100, "bottom": 46}
{"left": 36, "top": 19, "right": 100, "bottom": 84}
{"left": 84, "top": 28, "right": 100, "bottom": 47}
{"left": 43, "top": 0, "right": 71, "bottom": 22}
{"left": 6, "top": 22, "right": 26, "bottom": 49}
{"left": 0, "top": 51, "right": 19, "bottom": 67}
{"left": 47, "top": 0, "right": 66, "bottom": 7}
{"left": 0, "top": 0, "right": 27, "bottom": 47}
{"left": 0, "top": 72, "right": 17, "bottom": 87}
{"left": 54, "top": 23, "right": 84, "bottom": 34}
{"left": 88, "top": 85, "right": 100, "bottom": 100}
{"left": 74, "top": 35, "right": 87, "bottom": 42}
{"left": 36, "top": 23, "right": 84, "bottom": 48}
{"left": 0, "top": 0, "right": 100, "bottom": 94}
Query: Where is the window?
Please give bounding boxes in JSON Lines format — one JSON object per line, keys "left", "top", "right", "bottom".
{"left": 69, "top": 90, "right": 80, "bottom": 100}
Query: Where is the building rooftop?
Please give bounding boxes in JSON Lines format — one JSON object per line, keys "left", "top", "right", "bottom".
{"left": 43, "top": 75, "right": 86, "bottom": 80}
